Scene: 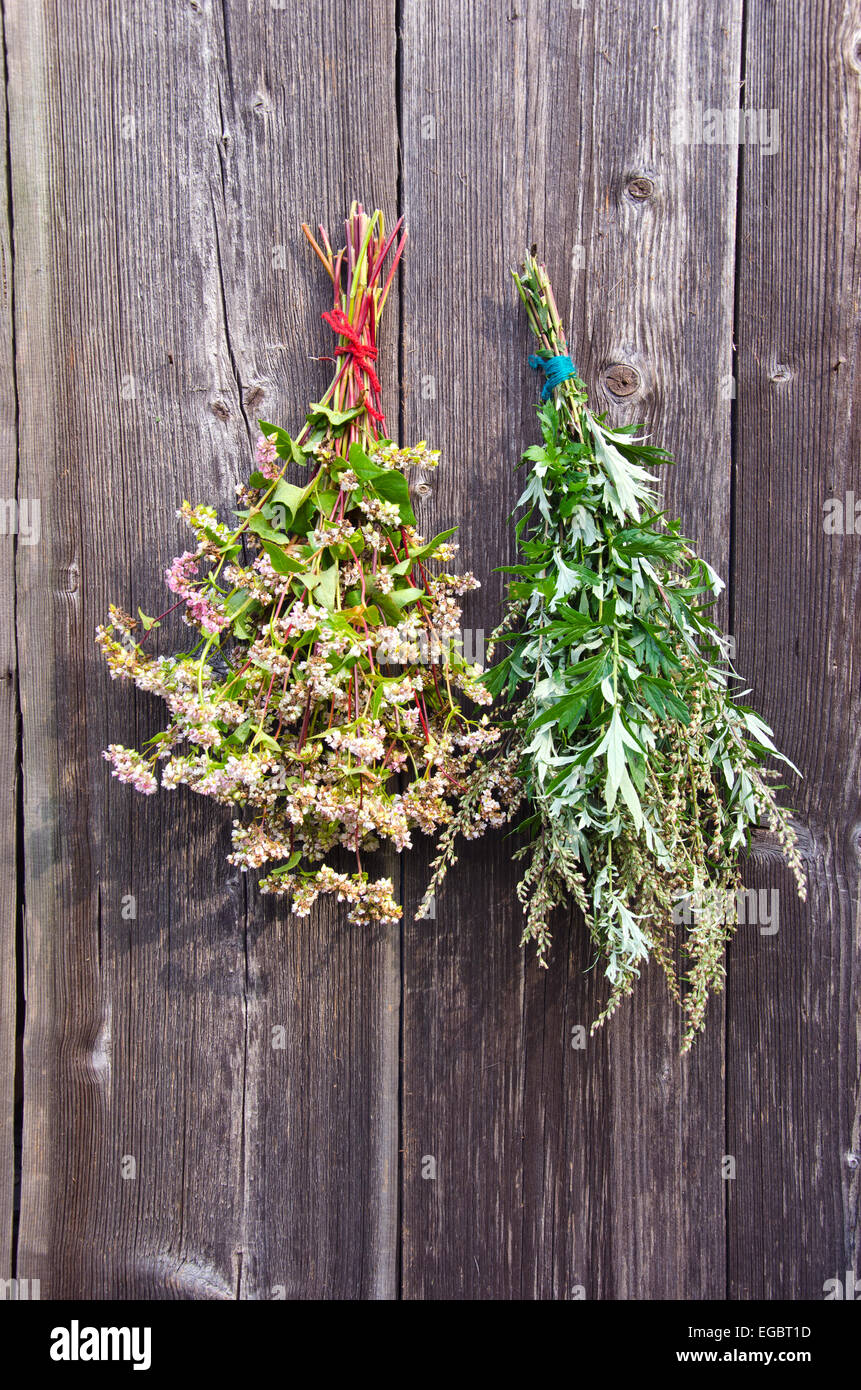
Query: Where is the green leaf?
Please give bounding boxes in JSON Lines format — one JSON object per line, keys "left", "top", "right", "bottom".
{"left": 348, "top": 443, "right": 386, "bottom": 480}
{"left": 604, "top": 713, "right": 626, "bottom": 811}
{"left": 348, "top": 444, "right": 416, "bottom": 524}
{"left": 588, "top": 412, "right": 658, "bottom": 522}
{"left": 315, "top": 489, "right": 341, "bottom": 517}
{"left": 248, "top": 513, "right": 289, "bottom": 543}
{"left": 617, "top": 765, "right": 644, "bottom": 829}
{"left": 261, "top": 541, "right": 305, "bottom": 576}
{"left": 483, "top": 660, "right": 510, "bottom": 698}
{"left": 639, "top": 675, "right": 691, "bottom": 725}
{"left": 270, "top": 475, "right": 318, "bottom": 522}
{"left": 224, "top": 588, "right": 259, "bottom": 640}
{"left": 257, "top": 420, "right": 306, "bottom": 465}
{"left": 410, "top": 527, "right": 457, "bottom": 560}
{"left": 311, "top": 561, "right": 339, "bottom": 609}
{"left": 549, "top": 549, "right": 585, "bottom": 609}
{"left": 529, "top": 693, "right": 588, "bottom": 733}
{"left": 224, "top": 589, "right": 252, "bottom": 616}
{"left": 374, "top": 468, "right": 416, "bottom": 524}
{"left": 593, "top": 709, "right": 640, "bottom": 810}
{"left": 307, "top": 401, "right": 365, "bottom": 428}
{"left": 137, "top": 608, "right": 160, "bottom": 632}
{"left": 388, "top": 557, "right": 413, "bottom": 576}
{"left": 389, "top": 585, "right": 423, "bottom": 609}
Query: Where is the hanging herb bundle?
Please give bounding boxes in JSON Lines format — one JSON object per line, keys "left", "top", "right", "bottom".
{"left": 425, "top": 253, "right": 805, "bottom": 1048}
{"left": 98, "top": 204, "right": 507, "bottom": 926}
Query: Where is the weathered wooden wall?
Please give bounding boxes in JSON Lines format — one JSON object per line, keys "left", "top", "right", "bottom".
{"left": 2, "top": 0, "right": 858, "bottom": 1299}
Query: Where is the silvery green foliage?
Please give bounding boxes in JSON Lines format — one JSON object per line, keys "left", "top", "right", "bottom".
{"left": 483, "top": 256, "right": 806, "bottom": 1048}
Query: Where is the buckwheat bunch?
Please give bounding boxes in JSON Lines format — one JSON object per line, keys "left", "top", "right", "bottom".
{"left": 98, "top": 205, "right": 503, "bottom": 926}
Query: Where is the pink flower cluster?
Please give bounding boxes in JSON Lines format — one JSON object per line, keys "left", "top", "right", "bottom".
{"left": 102, "top": 744, "right": 158, "bottom": 795}
{"left": 165, "top": 550, "right": 198, "bottom": 596}
{"left": 165, "top": 549, "right": 228, "bottom": 635}
{"left": 255, "top": 432, "right": 280, "bottom": 480}
{"left": 186, "top": 595, "right": 229, "bottom": 635}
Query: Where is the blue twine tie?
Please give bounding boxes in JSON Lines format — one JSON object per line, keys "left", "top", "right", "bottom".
{"left": 529, "top": 352, "right": 577, "bottom": 401}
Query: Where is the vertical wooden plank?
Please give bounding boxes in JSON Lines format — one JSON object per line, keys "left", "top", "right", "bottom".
{"left": 400, "top": 0, "right": 741, "bottom": 1298}
{"left": 9, "top": 0, "right": 399, "bottom": 1298}
{"left": 582, "top": 0, "right": 743, "bottom": 1302}
{"left": 728, "top": 0, "right": 861, "bottom": 1297}
{"left": 9, "top": 0, "right": 251, "bottom": 1300}
{"left": 400, "top": 6, "right": 601, "bottom": 1300}
{"left": 0, "top": 1, "right": 18, "bottom": 1280}
{"left": 211, "top": 0, "right": 401, "bottom": 1301}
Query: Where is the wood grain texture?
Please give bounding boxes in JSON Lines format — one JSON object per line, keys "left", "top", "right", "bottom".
{"left": 0, "top": 1, "right": 18, "bottom": 1280}
{"left": 399, "top": 0, "right": 741, "bottom": 1300}
{"left": 727, "top": 0, "right": 861, "bottom": 1298}
{"left": 8, "top": 0, "right": 399, "bottom": 1299}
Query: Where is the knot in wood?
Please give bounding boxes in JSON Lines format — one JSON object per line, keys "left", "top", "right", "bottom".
{"left": 603, "top": 363, "right": 641, "bottom": 398}
{"left": 626, "top": 176, "right": 653, "bottom": 201}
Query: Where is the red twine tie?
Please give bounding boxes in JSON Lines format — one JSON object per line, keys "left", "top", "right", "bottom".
{"left": 321, "top": 308, "right": 385, "bottom": 423}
